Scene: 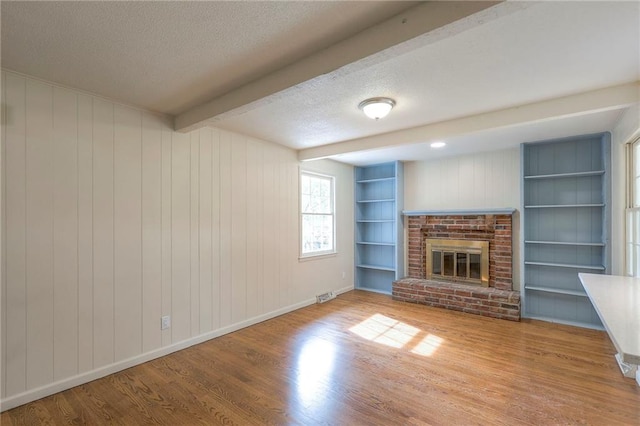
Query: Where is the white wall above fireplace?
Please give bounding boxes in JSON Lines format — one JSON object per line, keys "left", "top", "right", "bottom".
{"left": 404, "top": 148, "right": 519, "bottom": 211}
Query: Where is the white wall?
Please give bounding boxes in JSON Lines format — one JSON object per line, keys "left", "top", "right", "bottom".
{"left": 298, "top": 159, "right": 355, "bottom": 295}
{"left": 403, "top": 148, "right": 521, "bottom": 288}
{"left": 611, "top": 104, "right": 640, "bottom": 275}
{"left": 0, "top": 70, "right": 354, "bottom": 409}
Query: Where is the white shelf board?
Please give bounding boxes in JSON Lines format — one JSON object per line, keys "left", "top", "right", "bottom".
{"left": 524, "top": 170, "right": 605, "bottom": 180}
{"left": 356, "top": 177, "right": 395, "bottom": 183}
{"left": 525, "top": 204, "right": 604, "bottom": 209}
{"left": 525, "top": 240, "right": 605, "bottom": 247}
{"left": 356, "top": 264, "right": 395, "bottom": 272}
{"left": 522, "top": 314, "right": 604, "bottom": 331}
{"left": 525, "top": 261, "right": 605, "bottom": 270}
{"left": 525, "top": 285, "right": 588, "bottom": 297}
{"left": 357, "top": 199, "right": 395, "bottom": 203}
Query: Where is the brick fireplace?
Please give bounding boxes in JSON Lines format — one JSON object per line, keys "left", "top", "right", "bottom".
{"left": 392, "top": 211, "right": 521, "bottom": 321}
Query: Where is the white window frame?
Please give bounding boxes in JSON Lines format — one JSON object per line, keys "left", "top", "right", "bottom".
{"left": 626, "top": 137, "right": 640, "bottom": 276}
{"left": 299, "top": 170, "right": 336, "bottom": 259}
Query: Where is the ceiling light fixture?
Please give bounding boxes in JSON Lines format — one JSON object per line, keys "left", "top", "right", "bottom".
{"left": 430, "top": 141, "right": 446, "bottom": 148}
{"left": 358, "top": 97, "right": 396, "bottom": 120}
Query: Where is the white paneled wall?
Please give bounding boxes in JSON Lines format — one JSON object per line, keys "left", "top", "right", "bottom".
{"left": 0, "top": 71, "right": 354, "bottom": 407}
{"left": 404, "top": 148, "right": 520, "bottom": 211}
{"left": 404, "top": 148, "right": 521, "bottom": 287}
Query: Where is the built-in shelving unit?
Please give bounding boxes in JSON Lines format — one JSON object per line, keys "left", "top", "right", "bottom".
{"left": 521, "top": 133, "right": 611, "bottom": 329}
{"left": 355, "top": 162, "right": 404, "bottom": 294}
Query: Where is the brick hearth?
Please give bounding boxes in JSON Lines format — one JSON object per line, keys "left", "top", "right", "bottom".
{"left": 393, "top": 278, "right": 521, "bottom": 321}
{"left": 393, "top": 213, "right": 521, "bottom": 321}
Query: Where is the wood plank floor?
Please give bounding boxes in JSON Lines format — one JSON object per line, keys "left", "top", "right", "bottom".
{"left": 2, "top": 290, "right": 639, "bottom": 425}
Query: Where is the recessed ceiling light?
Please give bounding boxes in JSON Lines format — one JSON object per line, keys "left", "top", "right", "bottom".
{"left": 430, "top": 141, "right": 446, "bottom": 148}
{"left": 358, "top": 97, "right": 396, "bottom": 120}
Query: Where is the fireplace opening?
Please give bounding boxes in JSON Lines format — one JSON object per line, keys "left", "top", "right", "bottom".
{"left": 425, "top": 239, "right": 489, "bottom": 287}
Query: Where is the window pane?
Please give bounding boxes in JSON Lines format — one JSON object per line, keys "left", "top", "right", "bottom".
{"left": 627, "top": 139, "right": 640, "bottom": 276}
{"left": 301, "top": 214, "right": 315, "bottom": 253}
{"left": 301, "top": 174, "right": 311, "bottom": 194}
{"left": 302, "top": 214, "right": 333, "bottom": 254}
{"left": 301, "top": 193, "right": 311, "bottom": 213}
{"left": 301, "top": 172, "right": 335, "bottom": 255}
{"left": 634, "top": 142, "right": 640, "bottom": 178}
{"left": 302, "top": 174, "right": 332, "bottom": 214}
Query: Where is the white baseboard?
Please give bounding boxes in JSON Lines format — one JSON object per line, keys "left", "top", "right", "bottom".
{"left": 335, "top": 284, "right": 354, "bottom": 295}
{"left": 1, "top": 295, "right": 331, "bottom": 412}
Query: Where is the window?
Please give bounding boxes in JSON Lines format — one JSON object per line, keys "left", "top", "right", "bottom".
{"left": 300, "top": 171, "right": 335, "bottom": 257}
{"left": 626, "top": 138, "right": 640, "bottom": 276}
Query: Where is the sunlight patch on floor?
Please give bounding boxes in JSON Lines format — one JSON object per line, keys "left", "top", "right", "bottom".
{"left": 349, "top": 314, "right": 444, "bottom": 356}
{"left": 348, "top": 313, "right": 418, "bottom": 349}
{"left": 410, "top": 333, "right": 444, "bottom": 357}
{"left": 295, "top": 338, "right": 336, "bottom": 409}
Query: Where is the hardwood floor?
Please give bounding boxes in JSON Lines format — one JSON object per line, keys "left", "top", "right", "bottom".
{"left": 2, "top": 290, "right": 639, "bottom": 425}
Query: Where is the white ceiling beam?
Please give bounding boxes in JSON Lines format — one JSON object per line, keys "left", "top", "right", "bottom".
{"left": 174, "top": 1, "right": 502, "bottom": 133}
{"left": 298, "top": 81, "right": 640, "bottom": 161}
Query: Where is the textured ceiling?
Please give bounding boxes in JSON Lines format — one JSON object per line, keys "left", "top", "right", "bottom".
{"left": 2, "top": 1, "right": 638, "bottom": 165}
{"left": 214, "top": 1, "right": 640, "bottom": 149}
{"left": 1, "top": 1, "right": 416, "bottom": 115}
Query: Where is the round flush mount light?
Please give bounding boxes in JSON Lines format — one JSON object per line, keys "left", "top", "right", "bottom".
{"left": 358, "top": 97, "right": 396, "bottom": 120}
{"left": 430, "top": 141, "right": 446, "bottom": 148}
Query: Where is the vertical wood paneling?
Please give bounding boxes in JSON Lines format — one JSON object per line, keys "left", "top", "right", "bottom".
{"left": 245, "top": 139, "right": 262, "bottom": 317}
{"left": 1, "top": 71, "right": 6, "bottom": 399}
{"left": 198, "top": 129, "right": 213, "bottom": 333}
{"left": 262, "top": 146, "right": 277, "bottom": 313}
{"left": 171, "top": 132, "right": 190, "bottom": 342}
{"left": 277, "top": 152, "right": 287, "bottom": 307}
{"left": 219, "top": 131, "right": 232, "bottom": 326}
{"left": 114, "top": 106, "right": 142, "bottom": 361}
{"left": 280, "top": 152, "right": 291, "bottom": 306}
{"left": 404, "top": 148, "right": 520, "bottom": 210}
{"left": 77, "top": 94, "right": 93, "bottom": 373}
{"left": 92, "top": 99, "right": 115, "bottom": 368}
{"left": 231, "top": 135, "right": 247, "bottom": 322}
{"left": 52, "top": 87, "right": 79, "bottom": 380}
{"left": 142, "top": 113, "right": 163, "bottom": 352}
{"left": 4, "top": 73, "right": 27, "bottom": 396}
{"left": 458, "top": 156, "right": 474, "bottom": 206}
{"left": 190, "top": 132, "right": 199, "bottom": 336}
{"left": 288, "top": 157, "right": 297, "bottom": 304}
{"left": 25, "top": 80, "right": 54, "bottom": 388}
{"left": 160, "top": 128, "right": 172, "bottom": 346}
{"left": 2, "top": 71, "right": 355, "bottom": 404}
{"left": 210, "top": 130, "right": 221, "bottom": 330}
{"left": 473, "top": 156, "right": 486, "bottom": 204}
{"left": 287, "top": 158, "right": 297, "bottom": 303}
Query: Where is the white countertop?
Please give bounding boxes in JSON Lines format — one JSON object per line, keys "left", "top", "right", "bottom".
{"left": 579, "top": 273, "right": 640, "bottom": 365}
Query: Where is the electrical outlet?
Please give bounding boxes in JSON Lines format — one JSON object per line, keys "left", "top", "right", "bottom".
{"left": 342, "top": 271, "right": 346, "bottom": 279}
{"left": 161, "top": 315, "right": 171, "bottom": 330}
